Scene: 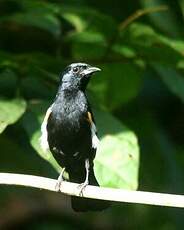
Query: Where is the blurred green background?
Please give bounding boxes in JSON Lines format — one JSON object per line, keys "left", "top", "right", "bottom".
{"left": 0, "top": 0, "right": 184, "bottom": 229}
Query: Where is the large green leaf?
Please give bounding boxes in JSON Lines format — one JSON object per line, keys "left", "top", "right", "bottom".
{"left": 89, "top": 63, "right": 143, "bottom": 110}
{"left": 0, "top": 98, "right": 26, "bottom": 134}
{"left": 22, "top": 101, "right": 139, "bottom": 190}
{"left": 94, "top": 109, "right": 139, "bottom": 190}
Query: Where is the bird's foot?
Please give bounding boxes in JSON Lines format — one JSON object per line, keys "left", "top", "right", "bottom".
{"left": 55, "top": 167, "right": 65, "bottom": 192}
{"left": 77, "top": 181, "right": 89, "bottom": 197}
{"left": 55, "top": 180, "right": 62, "bottom": 192}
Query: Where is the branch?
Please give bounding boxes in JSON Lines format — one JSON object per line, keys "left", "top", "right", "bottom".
{"left": 0, "top": 173, "right": 184, "bottom": 208}
{"left": 119, "top": 5, "right": 168, "bottom": 30}
{"left": 102, "top": 5, "right": 168, "bottom": 59}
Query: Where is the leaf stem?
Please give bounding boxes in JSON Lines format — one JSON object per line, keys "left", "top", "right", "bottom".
{"left": 119, "top": 5, "right": 168, "bottom": 31}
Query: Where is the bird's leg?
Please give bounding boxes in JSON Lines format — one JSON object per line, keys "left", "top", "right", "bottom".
{"left": 77, "top": 159, "right": 90, "bottom": 196}
{"left": 55, "top": 167, "right": 66, "bottom": 192}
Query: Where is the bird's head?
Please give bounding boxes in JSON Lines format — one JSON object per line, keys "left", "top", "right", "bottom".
{"left": 60, "top": 63, "right": 101, "bottom": 91}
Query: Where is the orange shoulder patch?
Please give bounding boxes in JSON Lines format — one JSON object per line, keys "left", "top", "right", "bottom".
{"left": 87, "top": 111, "right": 93, "bottom": 125}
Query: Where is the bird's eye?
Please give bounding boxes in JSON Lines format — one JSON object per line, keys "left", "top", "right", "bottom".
{"left": 73, "top": 67, "right": 79, "bottom": 73}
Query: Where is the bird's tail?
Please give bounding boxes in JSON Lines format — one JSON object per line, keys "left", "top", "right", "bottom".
{"left": 69, "top": 168, "right": 110, "bottom": 212}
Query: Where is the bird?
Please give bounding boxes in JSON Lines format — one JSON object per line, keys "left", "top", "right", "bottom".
{"left": 40, "top": 63, "right": 110, "bottom": 211}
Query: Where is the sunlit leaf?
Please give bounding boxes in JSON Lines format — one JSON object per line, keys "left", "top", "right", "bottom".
{"left": 0, "top": 98, "right": 26, "bottom": 134}
{"left": 62, "top": 12, "right": 87, "bottom": 33}
{"left": 94, "top": 109, "right": 139, "bottom": 189}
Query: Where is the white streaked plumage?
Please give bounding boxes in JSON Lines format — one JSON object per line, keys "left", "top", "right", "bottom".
{"left": 40, "top": 104, "right": 99, "bottom": 151}
{"left": 40, "top": 106, "right": 52, "bottom": 152}
{"left": 91, "top": 121, "right": 99, "bottom": 149}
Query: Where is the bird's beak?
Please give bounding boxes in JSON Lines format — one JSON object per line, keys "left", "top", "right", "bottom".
{"left": 81, "top": 66, "right": 101, "bottom": 76}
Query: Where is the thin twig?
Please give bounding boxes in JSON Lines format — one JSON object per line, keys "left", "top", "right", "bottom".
{"left": 0, "top": 173, "right": 184, "bottom": 208}
{"left": 103, "top": 5, "right": 168, "bottom": 59}
{"left": 119, "top": 5, "right": 168, "bottom": 31}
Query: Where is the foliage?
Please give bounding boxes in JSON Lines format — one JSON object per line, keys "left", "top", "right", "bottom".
{"left": 0, "top": 98, "right": 26, "bottom": 133}
{"left": 0, "top": 0, "right": 184, "bottom": 229}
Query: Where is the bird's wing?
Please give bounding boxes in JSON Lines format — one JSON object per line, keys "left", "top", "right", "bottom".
{"left": 40, "top": 105, "right": 52, "bottom": 152}
{"left": 86, "top": 110, "right": 99, "bottom": 149}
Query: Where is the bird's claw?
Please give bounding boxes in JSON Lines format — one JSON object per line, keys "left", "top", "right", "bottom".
{"left": 55, "top": 180, "right": 62, "bottom": 192}
{"left": 55, "top": 168, "right": 65, "bottom": 192}
{"left": 77, "top": 181, "right": 89, "bottom": 196}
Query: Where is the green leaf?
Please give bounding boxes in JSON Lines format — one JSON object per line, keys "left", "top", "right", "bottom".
{"left": 140, "top": 0, "right": 182, "bottom": 37}
{"left": 94, "top": 109, "right": 139, "bottom": 189}
{"left": 120, "top": 23, "right": 184, "bottom": 67}
{"left": 8, "top": 12, "right": 61, "bottom": 37}
{"left": 112, "top": 44, "right": 136, "bottom": 58}
{"left": 60, "top": 6, "right": 117, "bottom": 39}
{"left": 62, "top": 7, "right": 117, "bottom": 59}
{"left": 0, "top": 98, "right": 26, "bottom": 134}
{"left": 153, "top": 64, "right": 184, "bottom": 102}
{"left": 179, "top": 0, "right": 184, "bottom": 18}
{"left": 68, "top": 30, "right": 106, "bottom": 44}
{"left": 62, "top": 12, "right": 87, "bottom": 33}
{"left": 89, "top": 63, "right": 143, "bottom": 110}
{"left": 22, "top": 101, "right": 139, "bottom": 190}
{"left": 0, "top": 0, "right": 61, "bottom": 36}
{"left": 20, "top": 0, "right": 59, "bottom": 15}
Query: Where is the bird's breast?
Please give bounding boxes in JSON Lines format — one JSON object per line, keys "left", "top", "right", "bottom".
{"left": 48, "top": 91, "right": 89, "bottom": 137}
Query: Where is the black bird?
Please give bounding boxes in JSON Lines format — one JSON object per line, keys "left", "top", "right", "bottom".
{"left": 40, "top": 63, "right": 110, "bottom": 211}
